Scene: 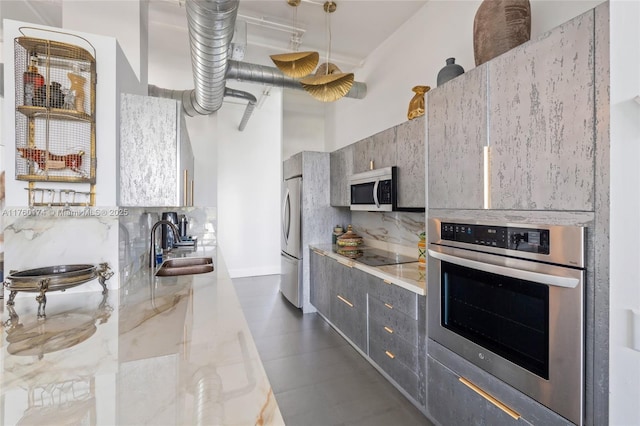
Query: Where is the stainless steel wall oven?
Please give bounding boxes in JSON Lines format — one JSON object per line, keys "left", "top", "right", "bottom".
{"left": 427, "top": 218, "right": 586, "bottom": 425}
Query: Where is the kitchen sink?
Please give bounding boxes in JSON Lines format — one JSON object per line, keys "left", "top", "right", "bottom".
{"left": 155, "top": 257, "right": 214, "bottom": 277}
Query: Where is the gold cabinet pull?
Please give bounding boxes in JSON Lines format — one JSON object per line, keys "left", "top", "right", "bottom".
{"left": 183, "top": 169, "right": 188, "bottom": 206}
{"left": 384, "top": 326, "right": 394, "bottom": 334}
{"left": 383, "top": 279, "right": 392, "bottom": 285}
{"left": 312, "top": 249, "right": 326, "bottom": 256}
{"left": 337, "top": 294, "right": 354, "bottom": 308}
{"left": 458, "top": 377, "right": 521, "bottom": 420}
{"left": 337, "top": 259, "right": 354, "bottom": 268}
{"left": 385, "top": 350, "right": 395, "bottom": 359}
{"left": 384, "top": 303, "right": 393, "bottom": 310}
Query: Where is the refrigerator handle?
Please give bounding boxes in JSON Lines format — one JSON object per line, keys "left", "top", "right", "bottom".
{"left": 282, "top": 188, "right": 291, "bottom": 245}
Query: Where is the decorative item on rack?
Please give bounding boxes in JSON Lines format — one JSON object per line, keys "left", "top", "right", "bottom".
{"left": 473, "top": 0, "right": 531, "bottom": 66}
{"left": 25, "top": 186, "right": 92, "bottom": 207}
{"left": 67, "top": 63, "right": 87, "bottom": 113}
{"left": 22, "top": 54, "right": 44, "bottom": 106}
{"left": 436, "top": 58, "right": 465, "bottom": 86}
{"left": 14, "top": 27, "right": 97, "bottom": 204}
{"left": 418, "top": 232, "right": 426, "bottom": 270}
{"left": 270, "top": 0, "right": 319, "bottom": 78}
{"left": 407, "top": 85, "right": 430, "bottom": 120}
{"left": 300, "top": 1, "right": 355, "bottom": 102}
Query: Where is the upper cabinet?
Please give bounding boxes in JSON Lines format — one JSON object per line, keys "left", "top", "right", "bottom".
{"left": 427, "top": 9, "right": 596, "bottom": 212}
{"left": 397, "top": 116, "right": 426, "bottom": 208}
{"left": 488, "top": 10, "right": 595, "bottom": 211}
{"left": 330, "top": 118, "right": 426, "bottom": 209}
{"left": 119, "top": 94, "right": 194, "bottom": 207}
{"left": 428, "top": 66, "right": 487, "bottom": 210}
{"left": 330, "top": 145, "right": 353, "bottom": 207}
{"left": 353, "top": 127, "right": 397, "bottom": 174}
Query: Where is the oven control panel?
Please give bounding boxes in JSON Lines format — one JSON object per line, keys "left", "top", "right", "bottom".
{"left": 441, "top": 223, "right": 550, "bottom": 254}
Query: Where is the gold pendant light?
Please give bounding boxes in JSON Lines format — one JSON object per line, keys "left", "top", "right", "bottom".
{"left": 300, "top": 1, "right": 354, "bottom": 102}
{"left": 270, "top": 0, "right": 319, "bottom": 78}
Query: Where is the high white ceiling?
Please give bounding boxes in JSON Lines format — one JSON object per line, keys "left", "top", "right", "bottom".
{"left": 149, "top": 0, "right": 428, "bottom": 72}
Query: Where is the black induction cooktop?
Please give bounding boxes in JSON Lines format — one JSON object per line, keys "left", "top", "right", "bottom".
{"left": 333, "top": 246, "right": 416, "bottom": 267}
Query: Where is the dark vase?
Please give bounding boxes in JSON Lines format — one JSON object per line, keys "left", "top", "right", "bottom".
{"left": 437, "top": 58, "right": 465, "bottom": 86}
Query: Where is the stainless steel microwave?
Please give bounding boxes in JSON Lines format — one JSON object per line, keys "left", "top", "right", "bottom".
{"left": 349, "top": 166, "right": 397, "bottom": 211}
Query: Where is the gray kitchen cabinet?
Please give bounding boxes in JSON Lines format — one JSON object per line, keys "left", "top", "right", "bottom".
{"left": 396, "top": 116, "right": 426, "bottom": 208}
{"left": 488, "top": 10, "right": 595, "bottom": 211}
{"left": 427, "top": 352, "right": 572, "bottom": 426}
{"left": 359, "top": 268, "right": 427, "bottom": 407}
{"left": 309, "top": 250, "right": 331, "bottom": 317}
{"left": 428, "top": 9, "right": 595, "bottom": 212}
{"left": 352, "top": 127, "right": 397, "bottom": 174}
{"left": 329, "top": 145, "right": 353, "bottom": 207}
{"left": 427, "top": 64, "right": 488, "bottom": 210}
{"left": 330, "top": 117, "right": 426, "bottom": 209}
{"left": 330, "top": 259, "right": 367, "bottom": 352}
{"left": 119, "top": 93, "right": 194, "bottom": 206}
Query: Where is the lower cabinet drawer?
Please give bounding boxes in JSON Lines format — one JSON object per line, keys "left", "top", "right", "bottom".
{"left": 369, "top": 338, "right": 420, "bottom": 401}
{"left": 368, "top": 295, "right": 419, "bottom": 347}
{"left": 331, "top": 291, "right": 366, "bottom": 351}
{"left": 428, "top": 355, "right": 526, "bottom": 426}
{"left": 369, "top": 317, "right": 419, "bottom": 372}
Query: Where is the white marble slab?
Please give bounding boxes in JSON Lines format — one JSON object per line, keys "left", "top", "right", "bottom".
{"left": 0, "top": 248, "right": 284, "bottom": 425}
{"left": 351, "top": 211, "right": 425, "bottom": 258}
{"left": 2, "top": 207, "right": 119, "bottom": 297}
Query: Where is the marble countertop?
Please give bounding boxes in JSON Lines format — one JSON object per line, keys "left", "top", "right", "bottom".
{"left": 0, "top": 248, "right": 284, "bottom": 425}
{"left": 309, "top": 244, "right": 426, "bottom": 295}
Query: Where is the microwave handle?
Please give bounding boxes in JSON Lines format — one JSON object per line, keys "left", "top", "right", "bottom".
{"left": 427, "top": 249, "right": 580, "bottom": 289}
{"left": 373, "top": 179, "right": 380, "bottom": 208}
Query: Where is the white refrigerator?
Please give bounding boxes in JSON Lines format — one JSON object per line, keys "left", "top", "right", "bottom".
{"left": 280, "top": 176, "right": 303, "bottom": 307}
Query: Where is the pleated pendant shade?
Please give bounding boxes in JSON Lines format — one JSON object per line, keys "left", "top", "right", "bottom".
{"left": 300, "top": 62, "right": 354, "bottom": 102}
{"left": 270, "top": 51, "right": 320, "bottom": 78}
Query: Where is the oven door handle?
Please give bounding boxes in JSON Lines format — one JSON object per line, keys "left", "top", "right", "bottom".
{"left": 428, "top": 249, "right": 580, "bottom": 289}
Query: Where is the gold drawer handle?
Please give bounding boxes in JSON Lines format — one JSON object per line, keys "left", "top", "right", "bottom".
{"left": 384, "top": 303, "right": 393, "bottom": 310}
{"left": 383, "top": 279, "right": 392, "bottom": 285}
{"left": 458, "top": 377, "right": 521, "bottom": 420}
{"left": 312, "top": 249, "right": 326, "bottom": 256}
{"left": 337, "top": 294, "right": 354, "bottom": 308}
{"left": 384, "top": 326, "right": 394, "bottom": 334}
{"left": 385, "top": 350, "right": 395, "bottom": 359}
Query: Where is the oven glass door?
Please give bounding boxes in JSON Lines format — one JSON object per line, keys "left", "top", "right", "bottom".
{"left": 441, "top": 261, "right": 549, "bottom": 379}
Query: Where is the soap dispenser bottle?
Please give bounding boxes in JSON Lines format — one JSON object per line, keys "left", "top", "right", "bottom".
{"left": 179, "top": 215, "right": 188, "bottom": 239}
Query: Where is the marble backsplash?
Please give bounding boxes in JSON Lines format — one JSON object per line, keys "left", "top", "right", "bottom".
{"left": 118, "top": 207, "right": 216, "bottom": 285}
{"left": 2, "top": 207, "right": 120, "bottom": 296}
{"left": 350, "top": 211, "right": 425, "bottom": 258}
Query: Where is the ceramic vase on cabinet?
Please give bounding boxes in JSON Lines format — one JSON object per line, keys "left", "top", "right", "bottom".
{"left": 436, "top": 58, "right": 464, "bottom": 86}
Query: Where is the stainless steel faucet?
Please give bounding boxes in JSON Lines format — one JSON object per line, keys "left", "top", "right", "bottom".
{"left": 149, "top": 220, "right": 181, "bottom": 267}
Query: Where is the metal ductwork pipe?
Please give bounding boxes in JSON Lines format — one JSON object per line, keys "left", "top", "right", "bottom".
{"left": 186, "top": 0, "right": 239, "bottom": 114}
{"left": 148, "top": 85, "right": 256, "bottom": 131}
{"left": 147, "top": 85, "right": 201, "bottom": 117}
{"left": 224, "top": 87, "right": 257, "bottom": 131}
{"left": 148, "top": 0, "right": 367, "bottom": 130}
{"left": 226, "top": 61, "right": 367, "bottom": 100}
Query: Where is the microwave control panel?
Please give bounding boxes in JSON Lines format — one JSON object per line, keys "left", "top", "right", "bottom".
{"left": 440, "top": 222, "right": 550, "bottom": 254}
{"left": 377, "top": 179, "right": 393, "bottom": 204}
